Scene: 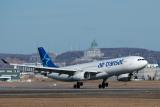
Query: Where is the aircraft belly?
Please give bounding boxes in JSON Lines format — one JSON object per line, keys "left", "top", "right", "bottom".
{"left": 47, "top": 73, "right": 77, "bottom": 82}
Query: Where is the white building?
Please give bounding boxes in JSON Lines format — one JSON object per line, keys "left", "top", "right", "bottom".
{"left": 14, "top": 63, "right": 42, "bottom": 72}
{"left": 136, "top": 64, "right": 160, "bottom": 80}
{"left": 84, "top": 40, "right": 104, "bottom": 58}
{"left": 146, "top": 64, "right": 159, "bottom": 68}
{"left": 0, "top": 69, "right": 20, "bottom": 81}
{"left": 84, "top": 48, "right": 104, "bottom": 58}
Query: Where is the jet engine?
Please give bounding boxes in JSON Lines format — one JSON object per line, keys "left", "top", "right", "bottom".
{"left": 72, "top": 71, "right": 91, "bottom": 80}
{"left": 117, "top": 73, "right": 133, "bottom": 81}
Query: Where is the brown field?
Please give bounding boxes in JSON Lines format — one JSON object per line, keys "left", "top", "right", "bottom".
{"left": 0, "top": 98, "right": 160, "bottom": 107}
{"left": 0, "top": 81, "right": 160, "bottom": 107}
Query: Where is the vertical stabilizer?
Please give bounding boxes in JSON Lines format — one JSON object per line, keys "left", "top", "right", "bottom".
{"left": 38, "top": 47, "right": 58, "bottom": 68}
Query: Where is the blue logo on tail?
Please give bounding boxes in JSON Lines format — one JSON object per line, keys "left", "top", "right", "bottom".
{"left": 38, "top": 47, "right": 58, "bottom": 68}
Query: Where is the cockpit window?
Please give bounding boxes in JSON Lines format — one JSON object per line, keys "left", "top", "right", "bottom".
{"left": 137, "top": 59, "right": 145, "bottom": 61}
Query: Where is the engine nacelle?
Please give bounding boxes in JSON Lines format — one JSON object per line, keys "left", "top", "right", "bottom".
{"left": 72, "top": 71, "right": 91, "bottom": 81}
{"left": 117, "top": 73, "right": 132, "bottom": 81}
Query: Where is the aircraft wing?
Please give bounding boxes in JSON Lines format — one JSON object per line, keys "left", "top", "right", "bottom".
{"left": 35, "top": 67, "right": 78, "bottom": 75}
{"left": 1, "top": 59, "right": 98, "bottom": 75}
{"left": 35, "top": 66, "right": 99, "bottom": 76}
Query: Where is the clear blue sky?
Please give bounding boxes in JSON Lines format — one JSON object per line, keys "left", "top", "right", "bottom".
{"left": 0, "top": 0, "right": 160, "bottom": 54}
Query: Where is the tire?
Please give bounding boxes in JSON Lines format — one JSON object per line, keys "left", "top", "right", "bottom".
{"left": 80, "top": 82, "right": 83, "bottom": 86}
{"left": 98, "top": 84, "right": 102, "bottom": 89}
{"left": 105, "top": 83, "right": 108, "bottom": 87}
{"left": 102, "top": 84, "right": 105, "bottom": 88}
{"left": 74, "top": 84, "right": 77, "bottom": 88}
{"left": 77, "top": 85, "right": 80, "bottom": 88}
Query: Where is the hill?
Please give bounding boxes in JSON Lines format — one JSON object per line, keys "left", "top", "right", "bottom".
{"left": 0, "top": 48, "right": 160, "bottom": 68}
{"left": 56, "top": 48, "right": 160, "bottom": 65}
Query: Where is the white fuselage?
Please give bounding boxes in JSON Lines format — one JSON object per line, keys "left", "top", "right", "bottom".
{"left": 47, "top": 56, "right": 148, "bottom": 82}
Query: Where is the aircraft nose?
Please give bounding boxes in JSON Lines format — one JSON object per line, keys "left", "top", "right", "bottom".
{"left": 143, "top": 60, "right": 148, "bottom": 67}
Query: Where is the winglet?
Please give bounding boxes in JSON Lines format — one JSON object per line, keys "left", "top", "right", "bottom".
{"left": 1, "top": 59, "right": 10, "bottom": 65}
{"left": 38, "top": 47, "right": 58, "bottom": 68}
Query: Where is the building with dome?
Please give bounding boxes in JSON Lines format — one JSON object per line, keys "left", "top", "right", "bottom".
{"left": 84, "top": 40, "right": 104, "bottom": 58}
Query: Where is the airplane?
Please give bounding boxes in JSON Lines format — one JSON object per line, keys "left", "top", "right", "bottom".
{"left": 1, "top": 47, "right": 148, "bottom": 89}
{"left": 35, "top": 47, "right": 148, "bottom": 89}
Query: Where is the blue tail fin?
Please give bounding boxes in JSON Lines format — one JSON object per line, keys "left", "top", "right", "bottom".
{"left": 38, "top": 47, "right": 58, "bottom": 68}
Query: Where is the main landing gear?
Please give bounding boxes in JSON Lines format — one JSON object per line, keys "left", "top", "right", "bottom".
{"left": 98, "top": 79, "right": 108, "bottom": 89}
{"left": 73, "top": 82, "right": 83, "bottom": 89}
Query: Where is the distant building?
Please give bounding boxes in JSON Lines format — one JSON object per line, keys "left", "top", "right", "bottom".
{"left": 84, "top": 40, "right": 104, "bottom": 58}
{"left": 0, "top": 68, "right": 20, "bottom": 81}
{"left": 71, "top": 40, "right": 104, "bottom": 65}
{"left": 136, "top": 64, "right": 160, "bottom": 80}
{"left": 146, "top": 64, "right": 159, "bottom": 68}
{"left": 14, "top": 63, "right": 42, "bottom": 72}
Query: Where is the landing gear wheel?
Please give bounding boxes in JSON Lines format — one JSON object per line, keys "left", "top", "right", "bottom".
{"left": 74, "top": 84, "right": 77, "bottom": 88}
{"left": 98, "top": 84, "right": 102, "bottom": 89}
{"left": 80, "top": 82, "right": 83, "bottom": 86}
{"left": 98, "top": 79, "right": 108, "bottom": 89}
{"left": 73, "top": 82, "right": 83, "bottom": 89}
{"left": 102, "top": 83, "right": 105, "bottom": 89}
{"left": 77, "top": 84, "right": 80, "bottom": 88}
{"left": 105, "top": 83, "right": 108, "bottom": 87}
